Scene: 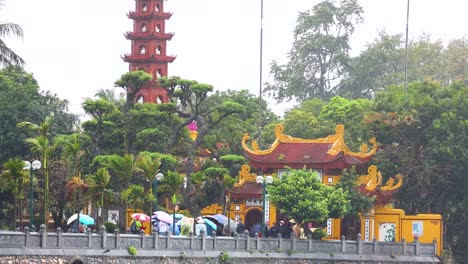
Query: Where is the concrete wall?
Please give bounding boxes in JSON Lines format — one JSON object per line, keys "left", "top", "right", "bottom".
{"left": 0, "top": 225, "right": 440, "bottom": 263}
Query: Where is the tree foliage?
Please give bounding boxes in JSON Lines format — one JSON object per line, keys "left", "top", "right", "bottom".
{"left": 265, "top": 0, "right": 363, "bottom": 101}
{"left": 268, "top": 169, "right": 349, "bottom": 224}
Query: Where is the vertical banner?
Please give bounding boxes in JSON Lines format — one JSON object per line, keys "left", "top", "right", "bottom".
{"left": 327, "top": 218, "right": 332, "bottom": 236}
{"left": 264, "top": 194, "right": 270, "bottom": 223}
{"left": 365, "top": 218, "right": 370, "bottom": 241}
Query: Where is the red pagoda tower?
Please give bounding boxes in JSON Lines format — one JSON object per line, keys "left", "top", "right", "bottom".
{"left": 123, "top": 0, "right": 176, "bottom": 103}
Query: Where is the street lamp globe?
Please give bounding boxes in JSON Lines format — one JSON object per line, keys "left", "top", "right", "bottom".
{"left": 256, "top": 175, "right": 264, "bottom": 184}
{"left": 23, "top": 161, "right": 31, "bottom": 170}
{"left": 265, "top": 175, "right": 273, "bottom": 184}
{"left": 32, "top": 160, "right": 41, "bottom": 170}
{"left": 155, "top": 172, "right": 164, "bottom": 181}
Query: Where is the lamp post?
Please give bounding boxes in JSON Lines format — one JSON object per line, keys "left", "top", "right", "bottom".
{"left": 256, "top": 175, "right": 273, "bottom": 237}
{"left": 152, "top": 172, "right": 164, "bottom": 212}
{"left": 23, "top": 160, "right": 41, "bottom": 230}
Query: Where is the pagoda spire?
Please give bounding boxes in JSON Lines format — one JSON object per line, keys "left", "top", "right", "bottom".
{"left": 123, "top": 0, "right": 176, "bottom": 103}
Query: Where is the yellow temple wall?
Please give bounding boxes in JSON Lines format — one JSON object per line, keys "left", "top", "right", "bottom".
{"left": 360, "top": 206, "right": 442, "bottom": 255}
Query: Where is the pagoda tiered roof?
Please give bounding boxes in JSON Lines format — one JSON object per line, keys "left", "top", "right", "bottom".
{"left": 242, "top": 124, "right": 378, "bottom": 170}
{"left": 128, "top": 11, "right": 173, "bottom": 20}
{"left": 122, "top": 54, "right": 176, "bottom": 63}
{"left": 125, "top": 31, "right": 174, "bottom": 41}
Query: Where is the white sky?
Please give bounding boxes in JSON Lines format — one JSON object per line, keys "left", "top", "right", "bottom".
{"left": 2, "top": 0, "right": 467, "bottom": 118}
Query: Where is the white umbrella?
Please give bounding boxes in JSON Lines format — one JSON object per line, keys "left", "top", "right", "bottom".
{"left": 67, "top": 213, "right": 94, "bottom": 225}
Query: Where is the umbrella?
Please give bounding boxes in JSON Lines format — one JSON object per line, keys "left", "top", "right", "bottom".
{"left": 203, "top": 216, "right": 222, "bottom": 226}
{"left": 213, "top": 214, "right": 228, "bottom": 225}
{"left": 174, "top": 213, "right": 184, "bottom": 219}
{"left": 225, "top": 219, "right": 237, "bottom": 232}
{"left": 152, "top": 210, "right": 173, "bottom": 224}
{"left": 202, "top": 218, "right": 217, "bottom": 230}
{"left": 131, "top": 213, "right": 151, "bottom": 222}
{"left": 67, "top": 214, "right": 95, "bottom": 226}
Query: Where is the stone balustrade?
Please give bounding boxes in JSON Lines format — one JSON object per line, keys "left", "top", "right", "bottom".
{"left": 0, "top": 224, "right": 438, "bottom": 258}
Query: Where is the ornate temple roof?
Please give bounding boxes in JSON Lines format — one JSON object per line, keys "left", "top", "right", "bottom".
{"left": 358, "top": 165, "right": 403, "bottom": 206}
{"left": 230, "top": 165, "right": 263, "bottom": 199}
{"left": 242, "top": 124, "right": 378, "bottom": 170}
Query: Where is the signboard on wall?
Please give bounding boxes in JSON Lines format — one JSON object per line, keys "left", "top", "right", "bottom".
{"left": 412, "top": 221, "right": 423, "bottom": 237}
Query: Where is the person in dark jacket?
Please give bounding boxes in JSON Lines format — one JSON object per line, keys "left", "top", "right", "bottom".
{"left": 236, "top": 219, "right": 246, "bottom": 235}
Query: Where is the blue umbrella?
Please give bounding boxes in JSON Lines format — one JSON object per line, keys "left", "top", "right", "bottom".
{"left": 202, "top": 218, "right": 217, "bottom": 230}
{"left": 67, "top": 213, "right": 94, "bottom": 226}
{"left": 213, "top": 214, "right": 228, "bottom": 225}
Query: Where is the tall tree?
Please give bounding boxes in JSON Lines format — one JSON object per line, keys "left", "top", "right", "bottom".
{"left": 158, "top": 76, "right": 245, "bottom": 216}
{"left": 85, "top": 168, "right": 112, "bottom": 229}
{"left": 17, "top": 116, "right": 55, "bottom": 227}
{"left": 0, "top": 0, "right": 24, "bottom": 67}
{"left": 114, "top": 71, "right": 152, "bottom": 154}
{"left": 0, "top": 158, "right": 28, "bottom": 230}
{"left": 265, "top": 0, "right": 363, "bottom": 101}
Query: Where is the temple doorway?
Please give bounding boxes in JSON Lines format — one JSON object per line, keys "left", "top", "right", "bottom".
{"left": 244, "top": 208, "right": 262, "bottom": 234}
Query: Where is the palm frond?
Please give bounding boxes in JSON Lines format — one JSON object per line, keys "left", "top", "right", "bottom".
{"left": 0, "top": 23, "right": 24, "bottom": 38}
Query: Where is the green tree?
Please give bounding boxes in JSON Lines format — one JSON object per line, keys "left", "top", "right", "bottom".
{"left": 268, "top": 169, "right": 349, "bottom": 224}
{"left": 0, "top": 67, "right": 76, "bottom": 165}
{"left": 85, "top": 168, "right": 112, "bottom": 229}
{"left": 82, "top": 98, "right": 115, "bottom": 155}
{"left": 338, "top": 32, "right": 404, "bottom": 98}
{"left": 0, "top": 158, "right": 28, "bottom": 230}
{"left": 65, "top": 176, "right": 88, "bottom": 232}
{"left": 121, "top": 184, "right": 146, "bottom": 216}
{"left": 17, "top": 115, "right": 55, "bottom": 226}
{"left": 367, "top": 80, "right": 467, "bottom": 251}
{"left": 0, "top": 0, "right": 24, "bottom": 66}
{"left": 335, "top": 167, "right": 374, "bottom": 239}
{"left": 158, "top": 76, "right": 245, "bottom": 216}
{"left": 114, "top": 71, "right": 153, "bottom": 154}
{"left": 265, "top": 0, "right": 363, "bottom": 101}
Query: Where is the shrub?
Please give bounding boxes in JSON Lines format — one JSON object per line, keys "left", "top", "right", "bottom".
{"left": 104, "top": 221, "right": 117, "bottom": 233}
{"left": 127, "top": 245, "right": 137, "bottom": 256}
{"left": 311, "top": 228, "right": 327, "bottom": 240}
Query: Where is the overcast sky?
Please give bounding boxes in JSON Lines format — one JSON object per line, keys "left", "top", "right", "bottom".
{"left": 2, "top": 0, "right": 467, "bottom": 118}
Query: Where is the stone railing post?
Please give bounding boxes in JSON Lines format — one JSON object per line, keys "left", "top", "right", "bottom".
{"left": 357, "top": 233, "right": 363, "bottom": 255}
{"left": 341, "top": 235, "right": 346, "bottom": 253}
{"left": 291, "top": 232, "right": 297, "bottom": 251}
{"left": 402, "top": 238, "right": 406, "bottom": 255}
{"left": 278, "top": 233, "right": 283, "bottom": 251}
{"left": 166, "top": 231, "right": 171, "bottom": 249}
{"left": 255, "top": 233, "right": 260, "bottom": 250}
{"left": 87, "top": 228, "right": 93, "bottom": 248}
{"left": 140, "top": 229, "right": 146, "bottom": 249}
{"left": 234, "top": 233, "right": 239, "bottom": 250}
{"left": 153, "top": 229, "right": 159, "bottom": 249}
{"left": 201, "top": 230, "right": 206, "bottom": 251}
{"left": 100, "top": 226, "right": 106, "bottom": 249}
{"left": 432, "top": 239, "right": 437, "bottom": 256}
{"left": 414, "top": 235, "right": 420, "bottom": 256}
{"left": 189, "top": 232, "right": 194, "bottom": 249}
{"left": 308, "top": 236, "right": 313, "bottom": 252}
{"left": 114, "top": 229, "right": 120, "bottom": 249}
{"left": 40, "top": 224, "right": 47, "bottom": 248}
{"left": 57, "top": 227, "right": 63, "bottom": 248}
{"left": 245, "top": 230, "right": 251, "bottom": 250}
{"left": 212, "top": 231, "right": 217, "bottom": 250}
{"left": 373, "top": 238, "right": 378, "bottom": 254}
{"left": 24, "top": 226, "right": 30, "bottom": 247}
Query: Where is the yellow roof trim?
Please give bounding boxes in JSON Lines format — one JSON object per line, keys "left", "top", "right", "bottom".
{"left": 242, "top": 124, "right": 378, "bottom": 158}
